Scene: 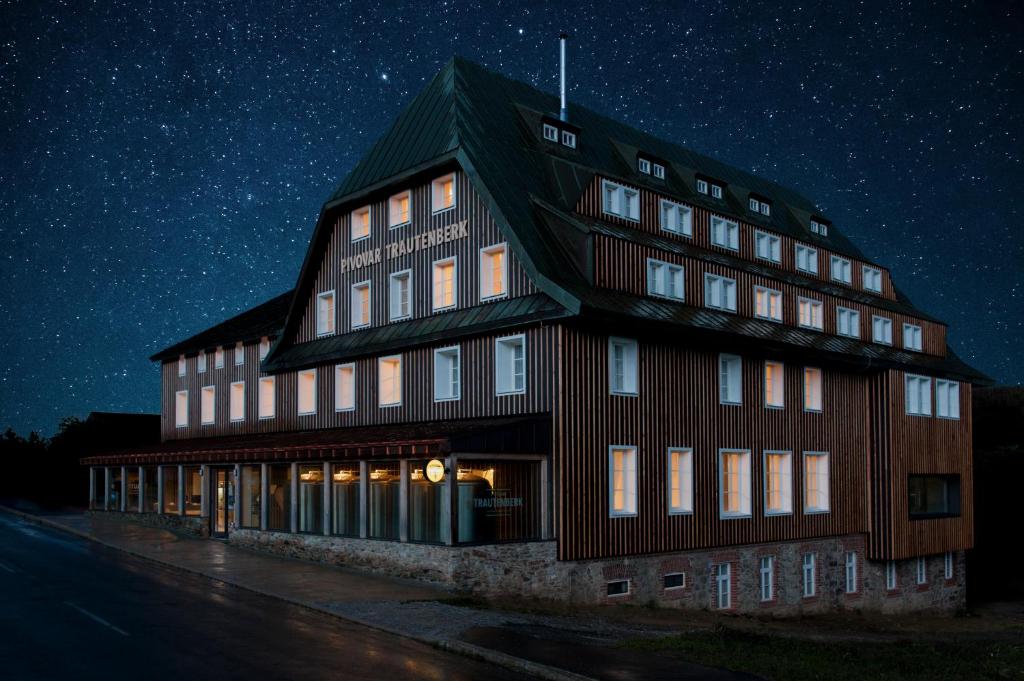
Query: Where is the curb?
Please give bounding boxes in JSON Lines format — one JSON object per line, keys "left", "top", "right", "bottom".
{"left": 0, "top": 507, "right": 597, "bottom": 681}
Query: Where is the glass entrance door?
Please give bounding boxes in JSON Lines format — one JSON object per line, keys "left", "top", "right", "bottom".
{"left": 211, "top": 468, "right": 235, "bottom": 537}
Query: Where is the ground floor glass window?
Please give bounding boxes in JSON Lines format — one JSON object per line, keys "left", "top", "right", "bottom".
{"left": 368, "top": 463, "right": 400, "bottom": 540}
{"left": 161, "top": 466, "right": 179, "bottom": 514}
{"left": 298, "top": 464, "right": 323, "bottom": 534}
{"left": 126, "top": 467, "right": 140, "bottom": 511}
{"left": 268, "top": 464, "right": 291, "bottom": 531}
{"left": 91, "top": 469, "right": 104, "bottom": 509}
{"left": 183, "top": 466, "right": 202, "bottom": 516}
{"left": 409, "top": 461, "right": 447, "bottom": 544}
{"left": 331, "top": 464, "right": 360, "bottom": 537}
{"left": 143, "top": 466, "right": 159, "bottom": 512}
{"left": 108, "top": 467, "right": 122, "bottom": 509}
{"left": 456, "top": 460, "right": 541, "bottom": 544}
{"left": 239, "top": 465, "right": 261, "bottom": 528}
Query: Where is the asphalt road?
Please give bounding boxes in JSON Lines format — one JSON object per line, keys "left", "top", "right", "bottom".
{"left": 0, "top": 512, "right": 530, "bottom": 681}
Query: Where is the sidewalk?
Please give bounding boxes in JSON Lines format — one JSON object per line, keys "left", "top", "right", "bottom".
{"left": 4, "top": 507, "right": 752, "bottom": 681}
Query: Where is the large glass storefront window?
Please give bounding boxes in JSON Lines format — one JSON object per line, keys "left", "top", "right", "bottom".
{"left": 161, "top": 466, "right": 179, "bottom": 514}
{"left": 108, "top": 467, "right": 122, "bottom": 510}
{"left": 183, "top": 466, "right": 202, "bottom": 516}
{"left": 143, "top": 466, "right": 159, "bottom": 512}
{"left": 457, "top": 460, "right": 541, "bottom": 544}
{"left": 331, "top": 464, "right": 361, "bottom": 537}
{"left": 91, "top": 469, "right": 104, "bottom": 509}
{"left": 409, "top": 461, "right": 447, "bottom": 544}
{"left": 268, "top": 464, "right": 292, "bottom": 531}
{"left": 298, "top": 465, "right": 323, "bottom": 534}
{"left": 368, "top": 463, "right": 400, "bottom": 540}
{"left": 239, "top": 465, "right": 261, "bottom": 529}
{"left": 126, "top": 468, "right": 140, "bottom": 512}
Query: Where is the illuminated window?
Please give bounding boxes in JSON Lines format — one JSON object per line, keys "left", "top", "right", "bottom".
{"left": 764, "top": 451, "right": 792, "bottom": 515}
{"left": 903, "top": 323, "right": 923, "bottom": 352}
{"left": 201, "top": 385, "right": 215, "bottom": 425}
{"left": 803, "top": 367, "right": 823, "bottom": 411}
{"left": 432, "top": 257, "right": 457, "bottom": 310}
{"left": 495, "top": 334, "right": 526, "bottom": 395}
{"left": 647, "top": 259, "right": 684, "bottom": 301}
{"left": 608, "top": 446, "right": 637, "bottom": 516}
{"left": 667, "top": 448, "right": 693, "bottom": 514}
{"left": 936, "top": 379, "right": 960, "bottom": 419}
{"left": 259, "top": 336, "right": 270, "bottom": 360}
{"left": 388, "top": 190, "right": 411, "bottom": 228}
{"left": 214, "top": 346, "right": 224, "bottom": 369}
{"left": 719, "top": 354, "right": 742, "bottom": 405}
{"left": 198, "top": 350, "right": 207, "bottom": 373}
{"left": 351, "top": 281, "right": 370, "bottom": 328}
{"left": 230, "top": 381, "right": 244, "bottom": 422}
{"left": 905, "top": 374, "right": 932, "bottom": 416}
{"left": 837, "top": 306, "right": 860, "bottom": 338}
{"left": 601, "top": 180, "right": 640, "bottom": 221}
{"left": 177, "top": 354, "right": 186, "bottom": 377}
{"left": 388, "top": 270, "right": 411, "bottom": 321}
{"left": 872, "top": 315, "right": 893, "bottom": 344}
{"left": 845, "top": 551, "right": 858, "bottom": 594}
{"left": 803, "top": 553, "right": 817, "bottom": 597}
{"left": 755, "top": 231, "right": 781, "bottom": 262}
{"left": 335, "top": 363, "right": 355, "bottom": 412}
{"left": 795, "top": 244, "right": 818, "bottom": 274}
{"left": 433, "top": 346, "right": 460, "bottom": 401}
{"left": 234, "top": 340, "right": 244, "bottom": 366}
{"left": 719, "top": 449, "right": 751, "bottom": 518}
{"left": 798, "top": 297, "right": 824, "bottom": 330}
{"left": 754, "top": 286, "right": 783, "bottom": 322}
{"left": 803, "top": 452, "right": 830, "bottom": 513}
{"left": 317, "top": 290, "right": 336, "bottom": 336}
{"left": 378, "top": 355, "right": 402, "bottom": 406}
{"left": 760, "top": 556, "right": 774, "bottom": 601}
{"left": 258, "top": 376, "right": 275, "bottom": 419}
{"left": 710, "top": 216, "right": 739, "bottom": 250}
{"left": 297, "top": 369, "right": 317, "bottom": 415}
{"left": 351, "top": 205, "right": 370, "bottom": 241}
{"left": 480, "top": 243, "right": 507, "bottom": 300}
{"left": 830, "top": 255, "right": 852, "bottom": 284}
{"left": 608, "top": 337, "right": 638, "bottom": 396}
{"left": 431, "top": 173, "right": 456, "bottom": 212}
{"left": 660, "top": 199, "right": 692, "bottom": 236}
{"left": 175, "top": 390, "right": 188, "bottom": 428}
{"left": 863, "top": 265, "right": 882, "bottom": 292}
{"left": 704, "top": 273, "right": 737, "bottom": 312}
{"left": 764, "top": 360, "right": 784, "bottom": 408}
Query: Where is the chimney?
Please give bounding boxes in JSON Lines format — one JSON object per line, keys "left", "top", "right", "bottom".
{"left": 559, "top": 32, "right": 569, "bottom": 122}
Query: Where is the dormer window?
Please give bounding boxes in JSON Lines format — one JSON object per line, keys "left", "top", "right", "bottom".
{"left": 652, "top": 163, "right": 665, "bottom": 179}
{"left": 749, "top": 197, "right": 759, "bottom": 212}
{"left": 750, "top": 196, "right": 771, "bottom": 216}
{"left": 561, "top": 130, "right": 576, "bottom": 148}
{"left": 810, "top": 218, "right": 829, "bottom": 236}
{"left": 696, "top": 179, "right": 709, "bottom": 195}
{"left": 638, "top": 158, "right": 651, "bottom": 174}
{"left": 542, "top": 123, "right": 558, "bottom": 142}
{"left": 711, "top": 184, "right": 723, "bottom": 199}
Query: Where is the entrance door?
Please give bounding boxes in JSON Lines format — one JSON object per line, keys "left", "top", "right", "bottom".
{"left": 211, "top": 467, "right": 235, "bottom": 538}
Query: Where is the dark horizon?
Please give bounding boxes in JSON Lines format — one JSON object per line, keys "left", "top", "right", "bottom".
{"left": 2, "top": 0, "right": 1021, "bottom": 435}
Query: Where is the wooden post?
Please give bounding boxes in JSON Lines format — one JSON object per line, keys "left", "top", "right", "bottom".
{"left": 359, "top": 461, "right": 368, "bottom": 539}
{"left": 541, "top": 457, "right": 551, "bottom": 540}
{"left": 200, "top": 465, "right": 209, "bottom": 519}
{"left": 322, "top": 461, "right": 331, "bottom": 536}
{"left": 289, "top": 462, "right": 298, "bottom": 534}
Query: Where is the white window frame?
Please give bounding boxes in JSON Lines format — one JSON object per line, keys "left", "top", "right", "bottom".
{"left": 886, "top": 561, "right": 898, "bottom": 590}
{"left": 716, "top": 563, "right": 731, "bottom": 609}
{"left": 201, "top": 385, "right": 215, "bottom": 425}
{"left": 711, "top": 184, "right": 723, "bottom": 199}
{"left": 388, "top": 190, "right": 412, "bottom": 228}
{"left": 905, "top": 374, "right": 932, "bottom": 416}
{"left": 663, "top": 572, "right": 685, "bottom": 590}
{"left": 659, "top": 199, "right": 692, "bottom": 237}
{"left": 197, "top": 350, "right": 207, "bottom": 374}
{"left": 600, "top": 179, "right": 640, "bottom": 222}
{"left": 718, "top": 353, "right": 742, "bottom": 405}
{"left": 795, "top": 244, "right": 819, "bottom": 275}
{"left": 433, "top": 346, "right": 461, "bottom": 402}
{"left": 230, "top": 381, "right": 245, "bottom": 423}
{"left": 802, "top": 553, "right": 817, "bottom": 597}
{"left": 297, "top": 369, "right": 317, "bottom": 416}
{"left": 667, "top": 447, "right": 693, "bottom": 515}
{"left": 638, "top": 158, "right": 651, "bottom": 174}
{"left": 830, "top": 255, "right": 852, "bottom": 284}
{"left": 494, "top": 334, "right": 526, "bottom": 395}
{"left": 316, "top": 290, "right": 336, "bottom": 337}
{"left": 863, "top": 265, "right": 882, "bottom": 293}
{"left": 754, "top": 230, "right": 781, "bottom": 263}
{"left": 797, "top": 296, "right": 824, "bottom": 331}
{"left": 479, "top": 243, "right": 508, "bottom": 301}
{"left": 377, "top": 355, "right": 403, "bottom": 407}
{"left": 431, "top": 173, "right": 456, "bottom": 213}
{"left": 608, "top": 445, "right": 638, "bottom": 517}
{"left": 177, "top": 355, "right": 186, "bottom": 377}
{"left": 334, "top": 363, "right": 355, "bottom": 412}
{"left": 903, "top": 323, "right": 923, "bottom": 352}
{"left": 214, "top": 346, "right": 225, "bottom": 369}
{"left": 845, "top": 551, "right": 858, "bottom": 594}
{"left": 542, "top": 123, "right": 558, "bottom": 142}
{"left": 350, "top": 281, "right": 371, "bottom": 329}
{"left": 710, "top": 215, "right": 740, "bottom": 251}
{"left": 759, "top": 555, "right": 774, "bottom": 602}
{"left": 754, "top": 286, "right": 783, "bottom": 322}
{"left": 916, "top": 557, "right": 927, "bottom": 585}
{"left": 836, "top": 306, "right": 860, "bottom": 338}
{"left": 764, "top": 360, "right": 785, "bottom": 409}
{"left": 388, "top": 269, "right": 412, "bottom": 321}
{"left": 760, "top": 201, "right": 771, "bottom": 216}
{"left": 704, "top": 273, "right": 737, "bottom": 312}
{"left": 646, "top": 258, "right": 685, "bottom": 301}
{"left": 803, "top": 367, "right": 823, "bottom": 412}
{"left": 652, "top": 163, "right": 665, "bottom": 179}
{"left": 749, "top": 197, "right": 760, "bottom": 212}
{"left": 696, "top": 179, "right": 708, "bottom": 195}
{"left": 944, "top": 552, "right": 954, "bottom": 580}
{"left": 234, "top": 341, "right": 244, "bottom": 366}
{"left": 763, "top": 450, "right": 793, "bottom": 515}
{"left": 561, "top": 130, "right": 576, "bottom": 148}
{"left": 608, "top": 337, "right": 639, "bottom": 396}
{"left": 718, "top": 449, "right": 752, "bottom": 519}
{"left": 872, "top": 315, "right": 893, "bottom": 345}
{"left": 258, "top": 376, "right": 275, "bottom": 419}
{"left": 351, "top": 205, "right": 371, "bottom": 242}
{"left": 431, "top": 256, "right": 458, "bottom": 311}
{"left": 936, "top": 379, "right": 960, "bottom": 419}
{"left": 175, "top": 390, "right": 188, "bottom": 428}
{"left": 259, "top": 336, "right": 270, "bottom": 360}
{"left": 802, "top": 451, "right": 830, "bottom": 514}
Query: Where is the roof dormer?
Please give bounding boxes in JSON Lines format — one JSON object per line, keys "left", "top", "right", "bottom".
{"left": 695, "top": 174, "right": 726, "bottom": 200}
{"left": 749, "top": 194, "right": 772, "bottom": 217}
{"left": 541, "top": 117, "right": 580, "bottom": 150}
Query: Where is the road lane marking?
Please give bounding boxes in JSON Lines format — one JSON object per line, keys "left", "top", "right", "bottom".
{"left": 0, "top": 561, "right": 14, "bottom": 573}
{"left": 64, "top": 601, "right": 130, "bottom": 636}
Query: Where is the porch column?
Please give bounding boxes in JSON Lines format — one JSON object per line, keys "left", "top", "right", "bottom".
{"left": 137, "top": 466, "right": 144, "bottom": 513}
{"left": 322, "top": 461, "right": 331, "bottom": 536}
{"left": 259, "top": 463, "right": 269, "bottom": 531}
{"left": 156, "top": 466, "right": 164, "bottom": 513}
{"left": 541, "top": 456, "right": 551, "bottom": 540}
{"left": 358, "top": 461, "right": 368, "bottom": 539}
{"left": 120, "top": 465, "right": 127, "bottom": 512}
{"left": 233, "top": 464, "right": 240, "bottom": 531}
{"left": 399, "top": 460, "right": 409, "bottom": 542}
{"left": 200, "top": 465, "right": 209, "bottom": 519}
{"left": 88, "top": 468, "right": 96, "bottom": 510}
{"left": 445, "top": 455, "right": 456, "bottom": 546}
{"left": 177, "top": 465, "right": 185, "bottom": 516}
{"left": 103, "top": 467, "right": 111, "bottom": 511}
{"left": 289, "top": 462, "right": 298, "bottom": 534}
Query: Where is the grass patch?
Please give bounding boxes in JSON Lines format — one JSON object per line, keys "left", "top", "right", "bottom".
{"left": 623, "top": 626, "right": 1024, "bottom": 680}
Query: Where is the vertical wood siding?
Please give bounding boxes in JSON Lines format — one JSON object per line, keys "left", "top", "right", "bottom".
{"left": 592, "top": 236, "right": 947, "bottom": 356}
{"left": 576, "top": 176, "right": 899, "bottom": 302}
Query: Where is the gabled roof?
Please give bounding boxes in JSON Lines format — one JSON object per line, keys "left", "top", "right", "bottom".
{"left": 150, "top": 290, "right": 292, "bottom": 361}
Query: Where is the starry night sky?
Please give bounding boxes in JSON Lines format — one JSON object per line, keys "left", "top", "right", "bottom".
{"left": 1, "top": 1, "right": 1021, "bottom": 435}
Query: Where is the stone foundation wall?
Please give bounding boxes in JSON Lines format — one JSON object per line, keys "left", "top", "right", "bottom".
{"left": 86, "top": 509, "right": 206, "bottom": 536}
{"left": 226, "top": 528, "right": 965, "bottom": 614}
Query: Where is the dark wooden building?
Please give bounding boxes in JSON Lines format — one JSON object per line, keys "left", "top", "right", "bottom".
{"left": 83, "top": 57, "right": 986, "bottom": 612}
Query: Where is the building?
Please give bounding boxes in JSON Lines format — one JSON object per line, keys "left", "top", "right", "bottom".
{"left": 82, "top": 57, "right": 987, "bottom": 613}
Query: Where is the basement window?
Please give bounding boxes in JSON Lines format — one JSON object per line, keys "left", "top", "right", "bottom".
{"left": 664, "top": 572, "right": 686, "bottom": 590}
{"left": 607, "top": 579, "right": 630, "bottom": 597}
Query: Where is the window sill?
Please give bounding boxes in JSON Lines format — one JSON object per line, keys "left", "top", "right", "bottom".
{"left": 350, "top": 234, "right": 370, "bottom": 244}
{"left": 388, "top": 221, "right": 411, "bottom": 230}
{"left": 431, "top": 205, "right": 456, "bottom": 215}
